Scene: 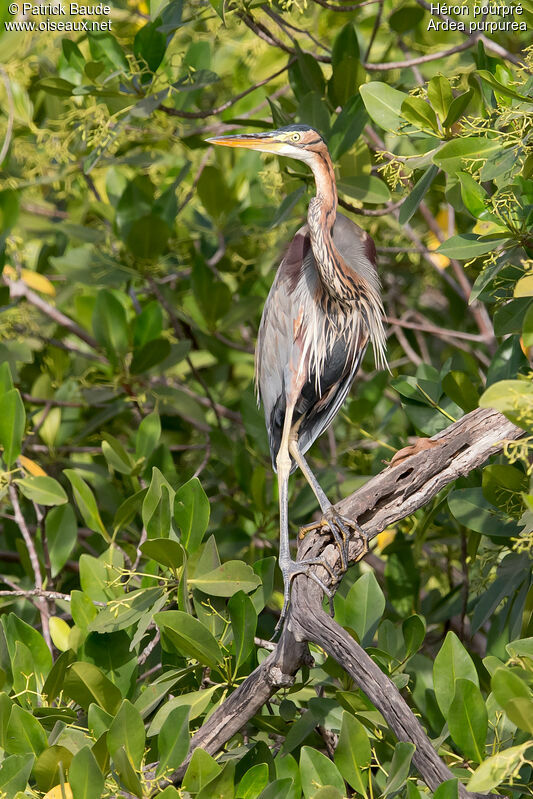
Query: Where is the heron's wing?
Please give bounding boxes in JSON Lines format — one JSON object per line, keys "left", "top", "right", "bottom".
{"left": 256, "top": 224, "right": 318, "bottom": 467}
{"left": 256, "top": 216, "right": 381, "bottom": 469}
{"left": 296, "top": 327, "right": 368, "bottom": 457}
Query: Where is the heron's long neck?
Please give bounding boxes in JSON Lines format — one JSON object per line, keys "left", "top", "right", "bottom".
{"left": 307, "top": 151, "right": 352, "bottom": 303}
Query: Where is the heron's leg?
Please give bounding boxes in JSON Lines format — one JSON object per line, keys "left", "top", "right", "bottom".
{"left": 274, "top": 408, "right": 337, "bottom": 636}
{"left": 289, "top": 441, "right": 368, "bottom": 571}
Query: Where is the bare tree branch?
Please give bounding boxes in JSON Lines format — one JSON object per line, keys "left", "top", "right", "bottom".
{"left": 7, "top": 485, "right": 52, "bottom": 651}
{"left": 157, "top": 408, "right": 522, "bottom": 796}
{"left": 159, "top": 61, "right": 295, "bottom": 119}
{"left": 5, "top": 277, "right": 101, "bottom": 351}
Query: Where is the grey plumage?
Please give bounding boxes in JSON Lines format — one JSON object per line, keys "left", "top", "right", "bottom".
{"left": 207, "top": 125, "right": 387, "bottom": 633}
{"left": 256, "top": 213, "right": 384, "bottom": 471}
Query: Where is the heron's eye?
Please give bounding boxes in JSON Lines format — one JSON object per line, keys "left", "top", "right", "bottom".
{"left": 291, "top": 133, "right": 300, "bottom": 142}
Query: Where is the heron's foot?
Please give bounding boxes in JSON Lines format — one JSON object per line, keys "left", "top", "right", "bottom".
{"left": 299, "top": 508, "right": 368, "bottom": 571}
{"left": 273, "top": 556, "right": 337, "bottom": 637}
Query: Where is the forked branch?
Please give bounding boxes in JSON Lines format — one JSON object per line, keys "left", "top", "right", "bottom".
{"left": 160, "top": 408, "right": 522, "bottom": 797}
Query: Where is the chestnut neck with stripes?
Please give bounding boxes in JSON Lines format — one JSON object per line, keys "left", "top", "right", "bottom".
{"left": 305, "top": 147, "right": 357, "bottom": 305}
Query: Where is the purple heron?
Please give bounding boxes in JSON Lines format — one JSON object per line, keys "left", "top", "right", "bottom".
{"left": 208, "top": 126, "right": 387, "bottom": 632}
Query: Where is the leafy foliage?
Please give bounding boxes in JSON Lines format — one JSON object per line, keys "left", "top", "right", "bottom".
{"left": 0, "top": 1, "right": 532, "bottom": 798}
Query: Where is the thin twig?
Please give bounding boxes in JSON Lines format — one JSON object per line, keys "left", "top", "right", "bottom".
{"left": 338, "top": 196, "right": 405, "bottom": 217}
{"left": 159, "top": 61, "right": 295, "bottom": 119}
{"left": 5, "top": 277, "right": 101, "bottom": 351}
{"left": 364, "top": 0, "right": 384, "bottom": 62}
{"left": 7, "top": 485, "right": 52, "bottom": 652}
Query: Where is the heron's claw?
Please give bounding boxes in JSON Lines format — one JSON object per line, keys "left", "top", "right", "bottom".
{"left": 299, "top": 509, "right": 368, "bottom": 572}
{"left": 273, "top": 556, "right": 337, "bottom": 638}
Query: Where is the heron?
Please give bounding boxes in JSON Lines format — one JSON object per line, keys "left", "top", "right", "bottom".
{"left": 207, "top": 125, "right": 387, "bottom": 632}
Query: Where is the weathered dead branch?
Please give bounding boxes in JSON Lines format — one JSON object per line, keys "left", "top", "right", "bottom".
{"left": 161, "top": 408, "right": 522, "bottom": 797}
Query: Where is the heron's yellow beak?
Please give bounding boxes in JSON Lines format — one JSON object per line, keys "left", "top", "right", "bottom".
{"left": 206, "top": 134, "right": 284, "bottom": 152}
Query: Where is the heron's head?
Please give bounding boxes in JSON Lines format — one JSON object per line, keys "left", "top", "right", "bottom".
{"left": 206, "top": 125, "right": 327, "bottom": 164}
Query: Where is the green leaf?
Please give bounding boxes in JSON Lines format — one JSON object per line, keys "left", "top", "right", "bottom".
{"left": 337, "top": 176, "right": 391, "bottom": 205}
{"left": 140, "top": 538, "right": 184, "bottom": 569}
{"left": 344, "top": 571, "right": 385, "bottom": 646}
{"left": 328, "top": 55, "right": 365, "bottom": 107}
{"left": 398, "top": 164, "right": 439, "bottom": 225}
{"left": 329, "top": 95, "right": 368, "bottom": 161}
{"left": 0, "top": 388, "right": 25, "bottom": 466}
{"left": 236, "top": 764, "right": 269, "bottom": 798}
{"left": 334, "top": 711, "right": 370, "bottom": 793}
{"left": 101, "top": 434, "right": 133, "bottom": 475}
{"left": 135, "top": 411, "right": 161, "bottom": 460}
{"left": 16, "top": 476, "right": 67, "bottom": 506}
{"left": 389, "top": 3, "right": 425, "bottom": 30}
{"left": 64, "top": 662, "right": 122, "bottom": 714}
{"left": 49, "top": 617, "right": 71, "bottom": 652}
{"left": 189, "top": 560, "right": 261, "bottom": 597}
{"left": 148, "top": 685, "right": 219, "bottom": 736}
{"left": 476, "top": 69, "right": 527, "bottom": 101}
{"left": 45, "top": 504, "right": 77, "bottom": 577}
{"left": 433, "top": 136, "right": 501, "bottom": 174}
{"left": 133, "top": 301, "right": 163, "bottom": 347}
{"left": 4, "top": 613, "right": 52, "bottom": 681}
{"left": 428, "top": 76, "right": 453, "bottom": 122}
{"left": 288, "top": 53, "right": 325, "bottom": 101}
{"left": 42, "top": 650, "right": 76, "bottom": 704}
{"left": 457, "top": 171, "right": 487, "bottom": 217}
{"left": 107, "top": 700, "right": 145, "bottom": 767}
{"left": 88, "top": 31, "right": 128, "bottom": 71}
{"left": 331, "top": 22, "right": 359, "bottom": 65}
{"left": 228, "top": 590, "right": 257, "bottom": 671}
{"left": 401, "top": 96, "right": 439, "bottom": 133}
{"left": 523, "top": 303, "right": 533, "bottom": 348}
{"left": 156, "top": 705, "right": 189, "bottom": 777}
{"left": 299, "top": 746, "right": 345, "bottom": 798}
{"left": 34, "top": 745, "right": 73, "bottom": 792}
{"left": 0, "top": 753, "right": 34, "bottom": 798}
{"left": 0, "top": 362, "right": 14, "bottom": 395}
{"left": 174, "top": 477, "right": 210, "bottom": 553}
{"left": 92, "top": 289, "right": 129, "bottom": 363}
{"left": 448, "top": 488, "right": 518, "bottom": 537}
{"left": 448, "top": 679, "right": 488, "bottom": 763}
{"left": 112, "top": 745, "right": 143, "bottom": 798}
{"left": 133, "top": 668, "right": 191, "bottom": 720}
{"left": 64, "top": 470, "right": 109, "bottom": 541}
{"left": 130, "top": 337, "right": 171, "bottom": 374}
{"left": 196, "top": 760, "right": 236, "bottom": 799}
{"left": 479, "top": 379, "right": 533, "bottom": 433}
{"left": 433, "top": 779, "right": 459, "bottom": 799}
{"left": 155, "top": 610, "right": 223, "bottom": 668}
{"left": 113, "top": 488, "right": 147, "bottom": 534}
{"left": 134, "top": 18, "right": 167, "bottom": 75}
{"left": 5, "top": 704, "right": 47, "bottom": 756}
{"left": 258, "top": 779, "right": 294, "bottom": 799}
{"left": 467, "top": 742, "right": 531, "bottom": 792}
{"left": 442, "top": 89, "right": 474, "bottom": 126}
{"left": 142, "top": 467, "right": 175, "bottom": 539}
{"left": 402, "top": 614, "right": 426, "bottom": 659}
{"left": 69, "top": 745, "right": 104, "bottom": 799}
{"left": 492, "top": 667, "right": 533, "bottom": 732}
{"left": 360, "top": 81, "right": 408, "bottom": 130}
{"left": 482, "top": 464, "right": 527, "bottom": 515}
{"left": 383, "top": 742, "right": 415, "bottom": 796}
{"left": 436, "top": 234, "right": 509, "bottom": 259}
{"left": 442, "top": 371, "right": 478, "bottom": 413}
{"left": 433, "top": 631, "right": 478, "bottom": 716}
{"left": 182, "top": 748, "right": 221, "bottom": 794}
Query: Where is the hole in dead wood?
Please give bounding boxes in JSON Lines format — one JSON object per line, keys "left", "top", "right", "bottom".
{"left": 398, "top": 467, "right": 413, "bottom": 480}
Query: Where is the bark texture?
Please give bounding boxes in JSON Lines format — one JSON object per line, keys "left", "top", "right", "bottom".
{"left": 163, "top": 408, "right": 522, "bottom": 796}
